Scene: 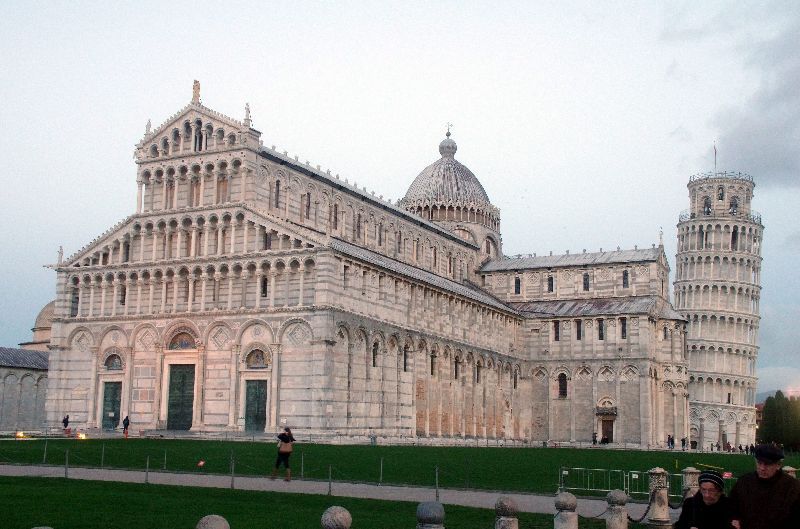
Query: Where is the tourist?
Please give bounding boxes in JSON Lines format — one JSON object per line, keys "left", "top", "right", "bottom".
{"left": 270, "top": 427, "right": 296, "bottom": 481}
{"left": 674, "top": 470, "right": 733, "bottom": 529}
{"left": 122, "top": 415, "right": 130, "bottom": 439}
{"left": 62, "top": 414, "right": 69, "bottom": 431}
{"left": 729, "top": 444, "right": 800, "bottom": 529}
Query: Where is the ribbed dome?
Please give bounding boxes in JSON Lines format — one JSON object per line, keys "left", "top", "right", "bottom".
{"left": 402, "top": 133, "right": 491, "bottom": 206}
{"left": 34, "top": 300, "right": 55, "bottom": 329}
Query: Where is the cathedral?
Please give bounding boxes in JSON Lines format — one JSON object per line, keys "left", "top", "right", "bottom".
{"left": 42, "top": 83, "right": 755, "bottom": 447}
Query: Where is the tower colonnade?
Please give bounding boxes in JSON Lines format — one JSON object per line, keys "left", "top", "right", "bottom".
{"left": 675, "top": 172, "right": 762, "bottom": 448}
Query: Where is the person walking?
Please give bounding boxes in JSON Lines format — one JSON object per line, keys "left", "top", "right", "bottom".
{"left": 122, "top": 415, "right": 130, "bottom": 439}
{"left": 62, "top": 415, "right": 69, "bottom": 433}
{"left": 270, "top": 427, "right": 296, "bottom": 481}
{"left": 729, "top": 444, "right": 800, "bottom": 529}
{"left": 674, "top": 470, "right": 733, "bottom": 529}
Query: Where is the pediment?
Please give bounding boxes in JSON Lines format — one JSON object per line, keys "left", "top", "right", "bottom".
{"left": 135, "top": 102, "right": 259, "bottom": 160}
{"left": 61, "top": 203, "right": 326, "bottom": 270}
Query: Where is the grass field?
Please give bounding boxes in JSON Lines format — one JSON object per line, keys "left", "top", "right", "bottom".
{"left": 1, "top": 437, "right": 793, "bottom": 495}
{"left": 1, "top": 476, "right": 639, "bottom": 529}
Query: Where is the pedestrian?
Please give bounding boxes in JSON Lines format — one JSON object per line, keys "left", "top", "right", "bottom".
{"left": 62, "top": 415, "right": 69, "bottom": 432}
{"left": 270, "top": 427, "right": 296, "bottom": 481}
{"left": 674, "top": 470, "right": 733, "bottom": 529}
{"left": 122, "top": 415, "right": 130, "bottom": 439}
{"left": 681, "top": 437, "right": 687, "bottom": 451}
{"left": 729, "top": 444, "right": 800, "bottom": 529}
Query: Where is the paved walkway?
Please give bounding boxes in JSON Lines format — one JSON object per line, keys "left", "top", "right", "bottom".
{"left": 0, "top": 463, "right": 666, "bottom": 519}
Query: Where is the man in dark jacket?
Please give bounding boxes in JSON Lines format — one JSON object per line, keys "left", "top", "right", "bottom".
{"left": 730, "top": 444, "right": 800, "bottom": 529}
{"left": 674, "top": 470, "right": 733, "bottom": 529}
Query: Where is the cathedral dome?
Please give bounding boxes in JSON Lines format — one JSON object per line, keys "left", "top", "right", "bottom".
{"left": 402, "top": 132, "right": 492, "bottom": 207}
{"left": 34, "top": 300, "right": 55, "bottom": 330}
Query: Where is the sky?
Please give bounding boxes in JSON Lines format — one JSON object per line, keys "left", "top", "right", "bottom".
{"left": 0, "top": 1, "right": 797, "bottom": 393}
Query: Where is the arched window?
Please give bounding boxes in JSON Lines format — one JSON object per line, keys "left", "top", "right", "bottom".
{"left": 558, "top": 373, "right": 568, "bottom": 398}
{"left": 245, "top": 349, "right": 268, "bottom": 369}
{"left": 703, "top": 196, "right": 712, "bottom": 215}
{"left": 169, "top": 332, "right": 196, "bottom": 350}
{"left": 476, "top": 363, "right": 483, "bottom": 383}
{"left": 547, "top": 275, "right": 554, "bottom": 293}
{"left": 583, "top": 273, "right": 590, "bottom": 291}
{"left": 717, "top": 186, "right": 725, "bottom": 201}
{"left": 598, "top": 319, "right": 605, "bottom": 340}
{"left": 403, "top": 345, "right": 409, "bottom": 372}
{"left": 432, "top": 247, "right": 437, "bottom": 268}
{"left": 731, "top": 226, "right": 739, "bottom": 251}
{"left": 104, "top": 353, "right": 123, "bottom": 370}
{"left": 454, "top": 358, "right": 460, "bottom": 379}
{"left": 355, "top": 214, "right": 362, "bottom": 240}
{"left": 378, "top": 224, "right": 383, "bottom": 246}
{"left": 119, "top": 285, "right": 127, "bottom": 306}
{"left": 575, "top": 320, "right": 582, "bottom": 340}
{"left": 663, "top": 326, "right": 669, "bottom": 340}
{"left": 513, "top": 370, "right": 518, "bottom": 389}
{"left": 260, "top": 276, "right": 268, "bottom": 297}
{"left": 514, "top": 277, "right": 521, "bottom": 295}
{"left": 69, "top": 287, "right": 79, "bottom": 317}
{"left": 304, "top": 193, "right": 311, "bottom": 219}
{"left": 396, "top": 232, "right": 402, "bottom": 254}
{"left": 274, "top": 180, "right": 281, "bottom": 209}
{"left": 430, "top": 354, "right": 437, "bottom": 377}
{"left": 729, "top": 197, "right": 739, "bottom": 214}
{"left": 620, "top": 317, "right": 627, "bottom": 339}
{"left": 332, "top": 203, "right": 339, "bottom": 230}
{"left": 622, "top": 270, "right": 629, "bottom": 288}
{"left": 553, "top": 321, "right": 560, "bottom": 341}
{"left": 372, "top": 342, "right": 379, "bottom": 368}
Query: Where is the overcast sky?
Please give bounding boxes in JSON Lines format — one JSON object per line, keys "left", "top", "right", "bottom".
{"left": 1, "top": 1, "right": 797, "bottom": 393}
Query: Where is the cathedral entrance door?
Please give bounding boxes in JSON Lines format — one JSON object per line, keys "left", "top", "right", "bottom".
{"left": 244, "top": 380, "right": 268, "bottom": 432}
{"left": 102, "top": 382, "right": 122, "bottom": 430}
{"left": 601, "top": 419, "right": 614, "bottom": 443}
{"left": 167, "top": 364, "right": 195, "bottom": 430}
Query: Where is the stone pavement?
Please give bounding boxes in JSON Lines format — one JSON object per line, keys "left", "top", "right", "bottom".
{"left": 0, "top": 463, "right": 659, "bottom": 520}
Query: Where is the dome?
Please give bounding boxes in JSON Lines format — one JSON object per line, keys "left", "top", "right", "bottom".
{"left": 34, "top": 300, "right": 55, "bottom": 330}
{"left": 402, "top": 132, "right": 491, "bottom": 207}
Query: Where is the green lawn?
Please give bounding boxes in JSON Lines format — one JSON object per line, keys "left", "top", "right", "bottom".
{"left": 1, "top": 476, "right": 637, "bottom": 529}
{"left": 1, "top": 437, "right": 791, "bottom": 496}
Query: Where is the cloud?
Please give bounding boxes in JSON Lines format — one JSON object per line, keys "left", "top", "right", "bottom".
{"left": 712, "top": 18, "right": 800, "bottom": 187}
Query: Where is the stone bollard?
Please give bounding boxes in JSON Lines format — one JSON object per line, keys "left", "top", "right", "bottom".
{"left": 606, "top": 490, "right": 628, "bottom": 529}
{"left": 196, "top": 514, "right": 230, "bottom": 529}
{"left": 554, "top": 491, "right": 578, "bottom": 529}
{"left": 645, "top": 467, "right": 671, "bottom": 528}
{"left": 783, "top": 466, "right": 797, "bottom": 479}
{"left": 417, "top": 501, "right": 445, "bottom": 529}
{"left": 321, "top": 506, "right": 352, "bottom": 529}
{"left": 494, "top": 496, "right": 519, "bottom": 529}
{"left": 682, "top": 466, "right": 700, "bottom": 498}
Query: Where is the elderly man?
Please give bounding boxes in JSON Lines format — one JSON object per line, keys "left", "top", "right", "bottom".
{"left": 729, "top": 444, "right": 800, "bottom": 529}
{"left": 674, "top": 470, "right": 733, "bottom": 529}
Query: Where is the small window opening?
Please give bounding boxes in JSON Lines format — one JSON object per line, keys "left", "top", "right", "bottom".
{"left": 598, "top": 319, "right": 605, "bottom": 340}
{"left": 514, "top": 276, "right": 521, "bottom": 295}
{"left": 583, "top": 273, "right": 590, "bottom": 291}
{"left": 558, "top": 373, "right": 568, "bottom": 398}
{"left": 622, "top": 270, "right": 629, "bottom": 288}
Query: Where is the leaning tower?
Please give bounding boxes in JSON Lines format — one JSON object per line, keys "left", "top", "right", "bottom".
{"left": 675, "top": 172, "right": 763, "bottom": 449}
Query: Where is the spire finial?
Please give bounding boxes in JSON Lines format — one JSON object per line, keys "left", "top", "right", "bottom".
{"left": 145, "top": 119, "right": 151, "bottom": 135}
{"left": 244, "top": 103, "right": 252, "bottom": 127}
{"left": 192, "top": 80, "right": 201, "bottom": 104}
{"left": 446, "top": 122, "right": 453, "bottom": 138}
{"left": 659, "top": 227, "right": 663, "bottom": 246}
{"left": 57, "top": 245, "right": 63, "bottom": 264}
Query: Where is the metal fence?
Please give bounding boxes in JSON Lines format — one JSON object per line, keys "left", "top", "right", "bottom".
{"left": 558, "top": 466, "right": 687, "bottom": 501}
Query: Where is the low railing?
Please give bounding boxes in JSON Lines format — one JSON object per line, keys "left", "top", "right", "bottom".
{"left": 678, "top": 209, "right": 762, "bottom": 224}
{"left": 689, "top": 171, "right": 754, "bottom": 183}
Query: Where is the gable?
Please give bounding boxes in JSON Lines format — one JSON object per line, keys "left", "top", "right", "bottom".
{"left": 135, "top": 102, "right": 259, "bottom": 162}
{"left": 61, "top": 203, "right": 325, "bottom": 270}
